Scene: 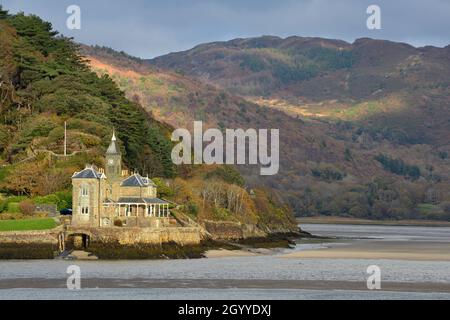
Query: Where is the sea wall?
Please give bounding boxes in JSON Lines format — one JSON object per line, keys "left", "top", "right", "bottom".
{"left": 0, "top": 226, "right": 202, "bottom": 247}
{"left": 67, "top": 226, "right": 202, "bottom": 245}
{"left": 0, "top": 229, "right": 60, "bottom": 245}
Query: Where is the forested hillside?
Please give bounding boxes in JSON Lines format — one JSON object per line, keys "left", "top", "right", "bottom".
{"left": 0, "top": 8, "right": 297, "bottom": 233}
{"left": 0, "top": 8, "right": 175, "bottom": 199}
{"left": 86, "top": 37, "right": 450, "bottom": 221}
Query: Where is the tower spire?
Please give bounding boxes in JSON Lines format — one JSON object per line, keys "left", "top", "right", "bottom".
{"left": 105, "top": 128, "right": 122, "bottom": 181}
{"left": 106, "top": 129, "right": 121, "bottom": 155}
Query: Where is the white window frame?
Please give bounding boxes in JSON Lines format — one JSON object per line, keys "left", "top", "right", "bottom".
{"left": 81, "top": 185, "right": 89, "bottom": 197}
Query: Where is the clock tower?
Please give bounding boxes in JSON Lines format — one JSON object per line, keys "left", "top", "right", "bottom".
{"left": 105, "top": 131, "right": 122, "bottom": 181}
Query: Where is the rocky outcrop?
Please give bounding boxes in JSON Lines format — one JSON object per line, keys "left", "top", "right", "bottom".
{"left": 202, "top": 220, "right": 268, "bottom": 240}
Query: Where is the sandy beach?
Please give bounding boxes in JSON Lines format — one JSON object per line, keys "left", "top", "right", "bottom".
{"left": 205, "top": 249, "right": 258, "bottom": 258}
{"left": 289, "top": 223, "right": 450, "bottom": 261}
{"left": 282, "top": 240, "right": 450, "bottom": 261}
{"left": 207, "top": 240, "right": 450, "bottom": 261}
{"left": 205, "top": 247, "right": 282, "bottom": 258}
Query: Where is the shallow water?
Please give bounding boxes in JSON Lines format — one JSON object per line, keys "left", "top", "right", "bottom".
{"left": 300, "top": 223, "right": 450, "bottom": 242}
{"left": 0, "top": 223, "right": 449, "bottom": 300}
{"left": 3, "top": 288, "right": 450, "bottom": 300}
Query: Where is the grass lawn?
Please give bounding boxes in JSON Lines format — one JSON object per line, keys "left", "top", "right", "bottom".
{"left": 0, "top": 218, "right": 57, "bottom": 232}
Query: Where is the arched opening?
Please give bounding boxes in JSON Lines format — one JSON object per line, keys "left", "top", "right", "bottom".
{"left": 67, "top": 233, "right": 91, "bottom": 250}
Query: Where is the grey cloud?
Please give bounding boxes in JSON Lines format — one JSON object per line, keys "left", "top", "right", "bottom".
{"left": 0, "top": 0, "right": 448, "bottom": 58}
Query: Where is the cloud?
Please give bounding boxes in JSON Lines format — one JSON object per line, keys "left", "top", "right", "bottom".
{"left": 1, "top": 0, "right": 449, "bottom": 58}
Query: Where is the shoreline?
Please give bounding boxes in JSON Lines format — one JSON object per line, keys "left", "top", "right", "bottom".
{"left": 0, "top": 232, "right": 300, "bottom": 260}
{"left": 297, "top": 217, "right": 450, "bottom": 227}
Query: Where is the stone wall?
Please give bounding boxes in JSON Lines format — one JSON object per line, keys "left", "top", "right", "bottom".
{"left": 67, "top": 226, "right": 202, "bottom": 245}
{"left": 0, "top": 229, "right": 61, "bottom": 245}
{"left": 0, "top": 225, "right": 201, "bottom": 247}
{"left": 35, "top": 204, "right": 58, "bottom": 217}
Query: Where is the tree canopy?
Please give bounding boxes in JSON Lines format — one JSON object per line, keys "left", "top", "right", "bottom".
{"left": 0, "top": 10, "right": 175, "bottom": 197}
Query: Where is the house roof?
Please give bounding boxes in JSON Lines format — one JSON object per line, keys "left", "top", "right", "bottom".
{"left": 72, "top": 167, "right": 105, "bottom": 179}
{"left": 116, "top": 197, "right": 168, "bottom": 204}
{"left": 121, "top": 174, "right": 156, "bottom": 187}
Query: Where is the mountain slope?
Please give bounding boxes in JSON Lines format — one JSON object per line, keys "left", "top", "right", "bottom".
{"left": 85, "top": 42, "right": 450, "bottom": 221}
{"left": 149, "top": 35, "right": 450, "bottom": 100}
{"left": 149, "top": 36, "right": 450, "bottom": 146}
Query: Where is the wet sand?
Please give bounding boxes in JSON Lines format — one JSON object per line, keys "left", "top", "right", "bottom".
{"left": 205, "top": 249, "right": 258, "bottom": 258}
{"left": 1, "top": 278, "right": 450, "bottom": 293}
{"left": 205, "top": 248, "right": 280, "bottom": 258}
{"left": 282, "top": 240, "right": 450, "bottom": 261}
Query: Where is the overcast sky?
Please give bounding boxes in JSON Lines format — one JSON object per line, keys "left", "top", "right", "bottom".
{"left": 1, "top": 0, "right": 449, "bottom": 58}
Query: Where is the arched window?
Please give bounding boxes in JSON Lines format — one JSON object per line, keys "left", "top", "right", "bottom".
{"left": 80, "top": 184, "right": 89, "bottom": 197}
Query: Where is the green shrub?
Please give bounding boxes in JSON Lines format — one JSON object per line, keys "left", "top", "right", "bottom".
{"left": 305, "top": 47, "right": 354, "bottom": 70}
{"left": 47, "top": 126, "right": 64, "bottom": 143}
{"left": 240, "top": 55, "right": 266, "bottom": 72}
{"left": 33, "top": 193, "right": 68, "bottom": 210}
{"left": 0, "top": 166, "right": 11, "bottom": 183}
{"left": 312, "top": 164, "right": 345, "bottom": 181}
{"left": 54, "top": 191, "right": 72, "bottom": 209}
{"left": 7, "top": 202, "right": 20, "bottom": 213}
{"left": 375, "top": 154, "right": 421, "bottom": 179}
{"left": 153, "top": 178, "right": 174, "bottom": 197}
{"left": 213, "top": 207, "right": 232, "bottom": 220}
{"left": 205, "top": 166, "right": 245, "bottom": 187}
{"left": 187, "top": 201, "right": 199, "bottom": 216}
{"left": 0, "top": 196, "right": 28, "bottom": 213}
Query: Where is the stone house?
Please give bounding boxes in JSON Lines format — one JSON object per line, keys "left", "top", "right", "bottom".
{"left": 71, "top": 132, "right": 170, "bottom": 228}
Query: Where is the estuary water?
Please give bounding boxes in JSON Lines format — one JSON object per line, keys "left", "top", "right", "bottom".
{"left": 0, "top": 224, "right": 450, "bottom": 300}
